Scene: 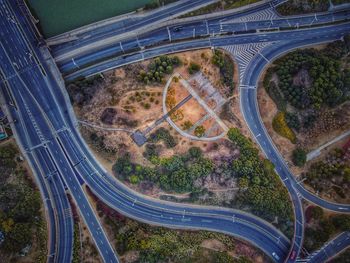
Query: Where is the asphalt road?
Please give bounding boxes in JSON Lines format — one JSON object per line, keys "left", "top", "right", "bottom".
{"left": 2, "top": 1, "right": 350, "bottom": 263}
{"left": 62, "top": 20, "right": 350, "bottom": 263}
{"left": 306, "top": 231, "right": 350, "bottom": 262}
{"left": 47, "top": 0, "right": 219, "bottom": 48}
{"left": 0, "top": 1, "right": 118, "bottom": 262}
{"left": 58, "top": 10, "right": 350, "bottom": 76}
{"left": 53, "top": 1, "right": 350, "bottom": 73}
{"left": 0, "top": 1, "right": 298, "bottom": 262}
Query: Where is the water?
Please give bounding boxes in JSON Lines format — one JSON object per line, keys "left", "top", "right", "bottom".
{"left": 27, "top": 0, "right": 154, "bottom": 37}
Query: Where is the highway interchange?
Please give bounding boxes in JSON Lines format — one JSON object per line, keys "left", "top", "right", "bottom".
{"left": 0, "top": 0, "right": 350, "bottom": 262}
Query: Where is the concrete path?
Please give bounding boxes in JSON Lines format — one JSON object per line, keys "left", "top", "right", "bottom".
{"left": 78, "top": 120, "right": 133, "bottom": 133}
{"left": 307, "top": 129, "right": 350, "bottom": 161}
{"left": 180, "top": 78, "right": 229, "bottom": 132}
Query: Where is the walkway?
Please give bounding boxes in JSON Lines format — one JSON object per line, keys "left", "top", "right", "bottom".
{"left": 180, "top": 77, "right": 228, "bottom": 132}
{"left": 307, "top": 129, "right": 350, "bottom": 161}
{"left": 78, "top": 120, "right": 133, "bottom": 133}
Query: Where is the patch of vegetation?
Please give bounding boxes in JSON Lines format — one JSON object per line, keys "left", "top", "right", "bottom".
{"left": 181, "top": 120, "right": 193, "bottom": 130}
{"left": 263, "top": 37, "right": 350, "bottom": 146}
{"left": 194, "top": 125, "right": 206, "bottom": 137}
{"left": 113, "top": 147, "right": 214, "bottom": 193}
{"left": 72, "top": 223, "right": 81, "bottom": 263}
{"left": 272, "top": 111, "right": 297, "bottom": 143}
{"left": 100, "top": 107, "right": 138, "bottom": 127}
{"left": 166, "top": 86, "right": 184, "bottom": 121}
{"left": 228, "top": 128, "right": 293, "bottom": 228}
{"left": 304, "top": 207, "right": 350, "bottom": 252}
{"left": 265, "top": 82, "right": 286, "bottom": 111}
{"left": 93, "top": 197, "right": 258, "bottom": 263}
{"left": 144, "top": 0, "right": 179, "bottom": 10}
{"left": 114, "top": 128, "right": 293, "bottom": 236}
{"left": 272, "top": 42, "right": 350, "bottom": 110}
{"left": 303, "top": 147, "right": 350, "bottom": 199}
{"left": 276, "top": 0, "right": 329, "bottom": 16}
{"left": 127, "top": 91, "right": 162, "bottom": 111}
{"left": 330, "top": 248, "right": 350, "bottom": 263}
{"left": 292, "top": 148, "right": 307, "bottom": 167}
{"left": 285, "top": 112, "right": 300, "bottom": 132}
{"left": 148, "top": 127, "right": 177, "bottom": 148}
{"left": 89, "top": 131, "right": 117, "bottom": 154}
{"left": 67, "top": 75, "right": 104, "bottom": 106}
{"left": 143, "top": 143, "right": 162, "bottom": 160}
{"left": 138, "top": 55, "right": 181, "bottom": 84}
{"left": 0, "top": 144, "right": 46, "bottom": 262}
{"left": 212, "top": 50, "right": 235, "bottom": 95}
{"left": 188, "top": 62, "right": 201, "bottom": 75}
{"left": 181, "top": 0, "right": 260, "bottom": 17}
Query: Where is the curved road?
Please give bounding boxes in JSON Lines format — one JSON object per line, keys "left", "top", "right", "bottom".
{"left": 59, "top": 21, "right": 350, "bottom": 263}
{"left": 3, "top": 1, "right": 350, "bottom": 263}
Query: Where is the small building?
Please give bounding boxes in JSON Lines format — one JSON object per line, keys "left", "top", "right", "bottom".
{"left": 131, "top": 130, "right": 147, "bottom": 146}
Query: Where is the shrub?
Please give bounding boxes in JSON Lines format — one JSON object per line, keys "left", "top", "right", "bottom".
{"left": 310, "top": 206, "right": 324, "bottom": 220}
{"left": 149, "top": 128, "right": 177, "bottom": 148}
{"left": 188, "top": 63, "right": 200, "bottom": 74}
{"left": 212, "top": 50, "right": 235, "bottom": 94}
{"left": 188, "top": 147, "right": 202, "bottom": 158}
{"left": 292, "top": 148, "right": 307, "bottom": 167}
{"left": 181, "top": 120, "right": 193, "bottom": 130}
{"left": 272, "top": 112, "right": 297, "bottom": 143}
{"left": 266, "top": 82, "right": 286, "bottom": 111}
{"left": 143, "top": 143, "right": 160, "bottom": 160}
{"left": 194, "top": 125, "right": 206, "bottom": 137}
{"left": 129, "top": 175, "right": 139, "bottom": 184}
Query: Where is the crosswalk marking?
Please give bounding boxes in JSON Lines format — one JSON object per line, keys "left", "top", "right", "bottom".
{"left": 222, "top": 8, "right": 279, "bottom": 24}
{"left": 223, "top": 42, "right": 273, "bottom": 83}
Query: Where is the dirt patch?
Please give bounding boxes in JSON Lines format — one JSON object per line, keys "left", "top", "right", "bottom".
{"left": 201, "top": 239, "right": 226, "bottom": 251}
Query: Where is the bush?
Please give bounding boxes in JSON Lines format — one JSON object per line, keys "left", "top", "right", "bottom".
{"left": 194, "top": 125, "right": 206, "bottom": 137}
{"left": 212, "top": 50, "right": 235, "bottom": 94}
{"left": 266, "top": 82, "right": 286, "bottom": 111}
{"left": 181, "top": 120, "right": 193, "bottom": 130}
{"left": 129, "top": 175, "right": 139, "bottom": 184}
{"left": 272, "top": 112, "right": 297, "bottom": 143}
{"left": 148, "top": 128, "right": 177, "bottom": 148}
{"left": 292, "top": 148, "right": 307, "bottom": 167}
{"left": 188, "top": 62, "right": 200, "bottom": 74}
{"left": 310, "top": 206, "right": 324, "bottom": 220}
{"left": 332, "top": 215, "right": 350, "bottom": 231}
{"left": 143, "top": 143, "right": 160, "bottom": 160}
